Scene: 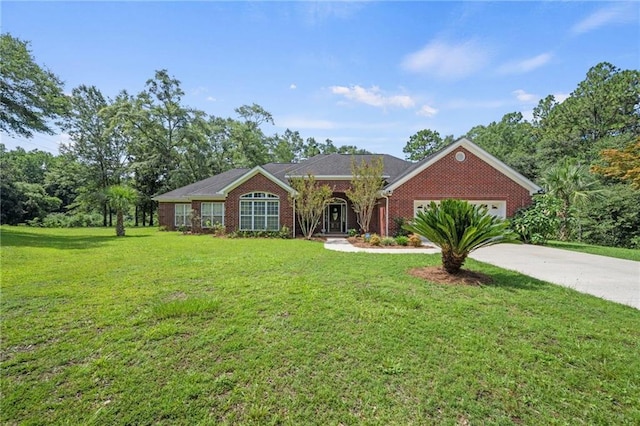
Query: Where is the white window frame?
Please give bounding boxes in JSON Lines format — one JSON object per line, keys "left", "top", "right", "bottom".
{"left": 201, "top": 202, "right": 225, "bottom": 227}
{"left": 175, "top": 203, "right": 192, "bottom": 227}
{"left": 239, "top": 192, "right": 280, "bottom": 231}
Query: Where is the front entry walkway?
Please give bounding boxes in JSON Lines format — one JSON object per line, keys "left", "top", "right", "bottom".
{"left": 324, "top": 238, "right": 640, "bottom": 310}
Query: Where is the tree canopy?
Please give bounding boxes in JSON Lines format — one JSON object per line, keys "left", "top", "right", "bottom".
{"left": 0, "top": 33, "right": 69, "bottom": 138}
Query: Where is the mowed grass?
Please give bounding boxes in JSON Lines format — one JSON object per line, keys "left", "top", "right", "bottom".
{"left": 546, "top": 240, "right": 640, "bottom": 262}
{"left": 1, "top": 227, "right": 639, "bottom": 425}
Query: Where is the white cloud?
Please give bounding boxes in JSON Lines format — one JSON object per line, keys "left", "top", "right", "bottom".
{"left": 512, "top": 89, "right": 538, "bottom": 104}
{"left": 553, "top": 92, "right": 570, "bottom": 103}
{"left": 289, "top": 84, "right": 297, "bottom": 90}
{"left": 572, "top": 3, "right": 638, "bottom": 35}
{"left": 401, "top": 39, "right": 490, "bottom": 80}
{"left": 206, "top": 96, "right": 216, "bottom": 102}
{"left": 416, "top": 104, "right": 438, "bottom": 117}
{"left": 498, "top": 53, "right": 552, "bottom": 74}
{"left": 330, "top": 85, "right": 415, "bottom": 109}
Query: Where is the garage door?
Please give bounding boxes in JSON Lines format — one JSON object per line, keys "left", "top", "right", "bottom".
{"left": 414, "top": 200, "right": 507, "bottom": 219}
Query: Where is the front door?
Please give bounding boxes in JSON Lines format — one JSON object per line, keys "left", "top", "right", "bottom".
{"left": 325, "top": 202, "right": 347, "bottom": 233}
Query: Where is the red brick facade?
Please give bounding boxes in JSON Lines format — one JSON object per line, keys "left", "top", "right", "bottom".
{"left": 156, "top": 146, "right": 534, "bottom": 237}
{"left": 225, "top": 173, "right": 294, "bottom": 234}
{"left": 386, "top": 147, "right": 532, "bottom": 235}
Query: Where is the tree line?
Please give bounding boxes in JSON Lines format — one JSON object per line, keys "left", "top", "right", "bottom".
{"left": 1, "top": 33, "right": 639, "bottom": 247}
{"left": 0, "top": 33, "right": 369, "bottom": 228}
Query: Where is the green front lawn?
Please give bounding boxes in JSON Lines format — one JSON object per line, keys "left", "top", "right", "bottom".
{"left": 546, "top": 240, "right": 640, "bottom": 262}
{"left": 2, "top": 227, "right": 639, "bottom": 424}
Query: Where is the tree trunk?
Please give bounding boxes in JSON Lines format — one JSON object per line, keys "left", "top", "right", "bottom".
{"left": 116, "top": 211, "right": 125, "bottom": 237}
{"left": 441, "top": 249, "right": 467, "bottom": 274}
{"left": 103, "top": 203, "right": 108, "bottom": 227}
{"left": 135, "top": 205, "right": 139, "bottom": 227}
{"left": 109, "top": 210, "right": 113, "bottom": 227}
{"left": 142, "top": 208, "right": 147, "bottom": 227}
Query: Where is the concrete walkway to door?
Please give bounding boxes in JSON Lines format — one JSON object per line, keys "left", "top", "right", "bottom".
{"left": 469, "top": 244, "right": 640, "bottom": 310}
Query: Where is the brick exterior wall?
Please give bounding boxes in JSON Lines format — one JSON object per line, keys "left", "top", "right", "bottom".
{"left": 158, "top": 202, "right": 176, "bottom": 230}
{"left": 226, "top": 173, "right": 294, "bottom": 234}
{"left": 387, "top": 147, "right": 533, "bottom": 235}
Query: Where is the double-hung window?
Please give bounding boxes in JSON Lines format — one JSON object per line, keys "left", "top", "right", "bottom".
{"left": 239, "top": 192, "right": 279, "bottom": 231}
{"left": 201, "top": 202, "right": 224, "bottom": 227}
{"left": 175, "top": 204, "right": 192, "bottom": 227}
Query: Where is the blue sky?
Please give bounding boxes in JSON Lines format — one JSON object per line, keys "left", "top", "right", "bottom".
{"left": 3, "top": 1, "right": 639, "bottom": 159}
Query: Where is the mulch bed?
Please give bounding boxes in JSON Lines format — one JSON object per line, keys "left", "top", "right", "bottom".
{"left": 408, "top": 266, "right": 493, "bottom": 286}
{"left": 347, "top": 236, "right": 433, "bottom": 249}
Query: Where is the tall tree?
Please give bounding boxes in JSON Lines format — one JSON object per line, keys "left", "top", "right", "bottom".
{"left": 62, "top": 85, "right": 127, "bottom": 226}
{"left": 116, "top": 70, "right": 199, "bottom": 225}
{"left": 346, "top": 157, "right": 384, "bottom": 233}
{"left": 270, "top": 129, "right": 304, "bottom": 163}
{"left": 535, "top": 62, "right": 640, "bottom": 168}
{"left": 403, "top": 129, "right": 447, "bottom": 161}
{"left": 467, "top": 112, "right": 538, "bottom": 180}
{"left": 591, "top": 139, "right": 640, "bottom": 189}
{"left": 0, "top": 33, "right": 70, "bottom": 138}
{"left": 231, "top": 103, "right": 273, "bottom": 167}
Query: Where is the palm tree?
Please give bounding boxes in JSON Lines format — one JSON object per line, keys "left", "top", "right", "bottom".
{"left": 106, "top": 185, "right": 137, "bottom": 237}
{"left": 404, "top": 199, "right": 520, "bottom": 274}
{"left": 541, "top": 159, "right": 604, "bottom": 240}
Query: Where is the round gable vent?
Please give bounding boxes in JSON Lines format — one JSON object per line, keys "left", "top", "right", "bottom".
{"left": 455, "top": 151, "right": 466, "bottom": 162}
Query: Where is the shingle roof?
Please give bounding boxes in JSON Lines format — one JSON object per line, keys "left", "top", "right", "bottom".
{"left": 154, "top": 153, "right": 415, "bottom": 200}
{"left": 286, "top": 153, "right": 411, "bottom": 181}
{"left": 154, "top": 168, "right": 250, "bottom": 200}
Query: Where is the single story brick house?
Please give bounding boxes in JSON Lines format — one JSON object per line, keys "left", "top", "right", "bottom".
{"left": 153, "top": 138, "right": 541, "bottom": 236}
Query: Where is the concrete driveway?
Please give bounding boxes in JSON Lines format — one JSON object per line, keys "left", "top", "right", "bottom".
{"left": 469, "top": 244, "right": 640, "bottom": 310}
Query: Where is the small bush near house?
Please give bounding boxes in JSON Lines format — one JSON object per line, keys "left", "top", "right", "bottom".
{"left": 511, "top": 194, "right": 560, "bottom": 245}
{"left": 381, "top": 237, "right": 396, "bottom": 246}
{"left": 369, "top": 234, "right": 381, "bottom": 246}
{"left": 408, "top": 234, "right": 422, "bottom": 247}
{"left": 212, "top": 223, "right": 226, "bottom": 237}
{"left": 393, "top": 217, "right": 411, "bottom": 237}
{"left": 395, "top": 235, "right": 409, "bottom": 246}
{"left": 348, "top": 228, "right": 359, "bottom": 237}
{"left": 227, "top": 227, "right": 291, "bottom": 239}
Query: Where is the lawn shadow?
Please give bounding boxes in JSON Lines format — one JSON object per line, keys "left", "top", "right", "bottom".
{"left": 479, "top": 267, "right": 551, "bottom": 292}
{"left": 0, "top": 228, "right": 149, "bottom": 250}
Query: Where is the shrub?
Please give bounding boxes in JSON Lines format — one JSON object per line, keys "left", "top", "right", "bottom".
{"left": 408, "top": 234, "right": 422, "bottom": 247}
{"left": 278, "top": 226, "right": 291, "bottom": 239}
{"left": 393, "top": 217, "right": 411, "bottom": 237}
{"left": 381, "top": 236, "right": 396, "bottom": 246}
{"left": 212, "top": 223, "right": 226, "bottom": 237}
{"left": 348, "top": 228, "right": 359, "bottom": 237}
{"left": 369, "top": 234, "right": 381, "bottom": 246}
{"left": 395, "top": 235, "right": 409, "bottom": 246}
{"left": 511, "top": 194, "right": 560, "bottom": 244}
{"left": 42, "top": 212, "right": 103, "bottom": 228}
{"left": 227, "top": 229, "right": 291, "bottom": 239}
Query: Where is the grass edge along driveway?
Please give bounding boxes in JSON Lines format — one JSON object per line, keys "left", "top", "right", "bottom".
{"left": 2, "top": 226, "right": 639, "bottom": 425}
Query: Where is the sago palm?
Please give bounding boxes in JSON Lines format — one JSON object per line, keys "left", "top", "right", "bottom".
{"left": 106, "top": 185, "right": 137, "bottom": 237}
{"left": 404, "top": 199, "right": 520, "bottom": 274}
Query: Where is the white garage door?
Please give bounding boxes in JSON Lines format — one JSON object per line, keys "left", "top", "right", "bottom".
{"left": 414, "top": 200, "right": 507, "bottom": 219}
